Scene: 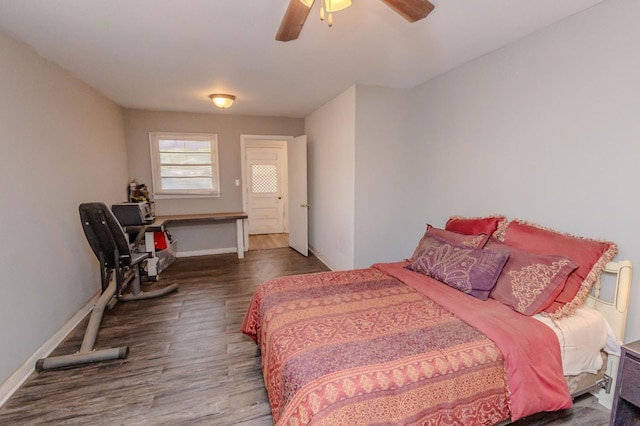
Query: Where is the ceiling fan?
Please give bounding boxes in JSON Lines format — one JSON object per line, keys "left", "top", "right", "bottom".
{"left": 276, "top": 0, "right": 435, "bottom": 42}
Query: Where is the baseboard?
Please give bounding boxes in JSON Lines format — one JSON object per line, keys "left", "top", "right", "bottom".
{"left": 0, "top": 292, "right": 99, "bottom": 407}
{"left": 176, "top": 247, "right": 237, "bottom": 258}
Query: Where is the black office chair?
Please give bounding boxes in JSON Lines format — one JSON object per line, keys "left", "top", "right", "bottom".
{"left": 36, "top": 202, "right": 179, "bottom": 371}
{"left": 82, "top": 202, "right": 149, "bottom": 293}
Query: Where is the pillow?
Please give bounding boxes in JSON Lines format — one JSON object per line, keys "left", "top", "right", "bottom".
{"left": 502, "top": 220, "right": 617, "bottom": 318}
{"left": 486, "top": 240, "right": 578, "bottom": 315}
{"left": 410, "top": 225, "right": 489, "bottom": 261}
{"left": 408, "top": 235, "right": 509, "bottom": 300}
{"left": 445, "top": 215, "right": 508, "bottom": 238}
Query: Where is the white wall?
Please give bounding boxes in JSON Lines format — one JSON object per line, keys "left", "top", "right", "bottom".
{"left": 403, "top": 0, "right": 640, "bottom": 342}
{"left": 305, "top": 86, "right": 356, "bottom": 270}
{"left": 353, "top": 85, "right": 414, "bottom": 267}
{"left": 0, "top": 32, "right": 128, "bottom": 384}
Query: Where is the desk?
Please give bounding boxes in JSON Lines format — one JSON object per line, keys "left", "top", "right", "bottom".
{"left": 145, "top": 212, "right": 248, "bottom": 276}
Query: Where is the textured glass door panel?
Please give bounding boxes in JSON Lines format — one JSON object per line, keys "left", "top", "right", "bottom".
{"left": 251, "top": 164, "right": 278, "bottom": 193}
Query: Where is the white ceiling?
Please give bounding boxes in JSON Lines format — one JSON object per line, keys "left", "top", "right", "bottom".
{"left": 0, "top": 0, "right": 603, "bottom": 118}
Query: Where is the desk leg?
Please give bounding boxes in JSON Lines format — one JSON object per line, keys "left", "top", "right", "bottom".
{"left": 145, "top": 231, "right": 158, "bottom": 276}
{"left": 236, "top": 218, "right": 245, "bottom": 259}
{"left": 243, "top": 218, "right": 248, "bottom": 254}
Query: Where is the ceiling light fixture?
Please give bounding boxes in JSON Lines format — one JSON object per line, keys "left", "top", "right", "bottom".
{"left": 209, "top": 94, "right": 236, "bottom": 109}
{"left": 300, "top": 0, "right": 352, "bottom": 27}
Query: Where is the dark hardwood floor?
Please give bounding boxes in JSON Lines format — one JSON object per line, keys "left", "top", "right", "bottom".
{"left": 0, "top": 248, "right": 612, "bottom": 425}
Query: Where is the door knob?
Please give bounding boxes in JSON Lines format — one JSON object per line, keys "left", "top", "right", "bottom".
{"left": 300, "top": 203, "right": 309, "bottom": 208}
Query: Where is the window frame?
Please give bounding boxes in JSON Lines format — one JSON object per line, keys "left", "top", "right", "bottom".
{"left": 148, "top": 132, "right": 221, "bottom": 199}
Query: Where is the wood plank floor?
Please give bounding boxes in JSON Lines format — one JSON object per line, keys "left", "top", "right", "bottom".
{"left": 248, "top": 233, "right": 288, "bottom": 251}
{"left": 0, "top": 248, "right": 612, "bottom": 425}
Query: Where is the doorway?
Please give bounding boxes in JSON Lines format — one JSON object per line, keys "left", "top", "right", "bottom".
{"left": 245, "top": 143, "right": 287, "bottom": 235}
{"left": 241, "top": 135, "right": 308, "bottom": 255}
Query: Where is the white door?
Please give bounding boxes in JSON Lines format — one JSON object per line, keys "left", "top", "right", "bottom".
{"left": 246, "top": 147, "right": 285, "bottom": 234}
{"left": 287, "top": 136, "right": 308, "bottom": 256}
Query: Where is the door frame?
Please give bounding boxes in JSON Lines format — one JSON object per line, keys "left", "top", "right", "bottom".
{"left": 240, "top": 135, "right": 292, "bottom": 241}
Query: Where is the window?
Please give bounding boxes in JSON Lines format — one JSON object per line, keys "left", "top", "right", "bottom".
{"left": 149, "top": 132, "right": 220, "bottom": 198}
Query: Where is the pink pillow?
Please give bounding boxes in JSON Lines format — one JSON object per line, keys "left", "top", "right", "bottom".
{"left": 411, "top": 225, "right": 489, "bottom": 261}
{"left": 408, "top": 236, "right": 509, "bottom": 300}
{"left": 445, "top": 215, "right": 507, "bottom": 238}
{"left": 502, "top": 220, "right": 617, "bottom": 318}
{"left": 486, "top": 240, "right": 577, "bottom": 315}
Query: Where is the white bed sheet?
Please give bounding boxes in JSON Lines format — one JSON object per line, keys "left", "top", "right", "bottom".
{"left": 533, "top": 306, "right": 621, "bottom": 376}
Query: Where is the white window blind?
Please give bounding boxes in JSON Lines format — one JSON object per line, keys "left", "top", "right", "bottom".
{"left": 149, "top": 132, "right": 220, "bottom": 198}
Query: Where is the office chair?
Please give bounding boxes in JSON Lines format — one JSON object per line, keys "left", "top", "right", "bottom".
{"left": 36, "top": 202, "right": 179, "bottom": 371}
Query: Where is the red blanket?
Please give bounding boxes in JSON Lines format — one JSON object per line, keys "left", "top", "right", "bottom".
{"left": 374, "top": 262, "right": 572, "bottom": 420}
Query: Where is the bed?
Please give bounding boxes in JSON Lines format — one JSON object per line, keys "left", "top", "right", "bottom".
{"left": 242, "top": 216, "right": 632, "bottom": 425}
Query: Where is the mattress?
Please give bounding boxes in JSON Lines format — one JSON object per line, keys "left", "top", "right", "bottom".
{"left": 533, "top": 306, "right": 621, "bottom": 376}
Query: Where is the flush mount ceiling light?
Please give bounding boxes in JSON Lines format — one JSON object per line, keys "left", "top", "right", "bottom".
{"left": 209, "top": 94, "right": 236, "bottom": 109}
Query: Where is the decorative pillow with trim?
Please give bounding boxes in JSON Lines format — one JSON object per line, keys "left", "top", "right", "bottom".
{"left": 407, "top": 236, "right": 509, "bottom": 300}
{"left": 410, "top": 225, "right": 489, "bottom": 261}
{"left": 486, "top": 240, "right": 578, "bottom": 316}
{"left": 408, "top": 235, "right": 509, "bottom": 300}
{"left": 445, "top": 215, "right": 508, "bottom": 239}
{"left": 501, "top": 220, "right": 617, "bottom": 318}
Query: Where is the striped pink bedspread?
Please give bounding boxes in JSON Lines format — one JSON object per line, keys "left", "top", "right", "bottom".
{"left": 243, "top": 267, "right": 525, "bottom": 425}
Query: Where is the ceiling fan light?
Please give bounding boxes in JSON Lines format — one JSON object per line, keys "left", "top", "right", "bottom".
{"left": 298, "top": 0, "right": 351, "bottom": 12}
{"left": 325, "top": 0, "right": 351, "bottom": 12}
{"left": 209, "top": 94, "right": 235, "bottom": 109}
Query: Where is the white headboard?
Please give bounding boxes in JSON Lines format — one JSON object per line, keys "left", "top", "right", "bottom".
{"left": 585, "top": 260, "right": 632, "bottom": 409}
{"left": 585, "top": 260, "right": 633, "bottom": 343}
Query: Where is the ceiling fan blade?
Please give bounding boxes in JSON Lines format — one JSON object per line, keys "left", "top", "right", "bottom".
{"left": 276, "top": 0, "right": 314, "bottom": 42}
{"left": 379, "top": 0, "right": 434, "bottom": 23}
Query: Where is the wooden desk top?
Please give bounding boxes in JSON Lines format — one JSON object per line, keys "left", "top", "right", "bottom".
{"left": 148, "top": 212, "right": 248, "bottom": 230}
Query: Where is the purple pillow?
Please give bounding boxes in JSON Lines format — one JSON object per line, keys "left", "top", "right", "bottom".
{"left": 407, "top": 235, "right": 509, "bottom": 300}
{"left": 486, "top": 240, "right": 578, "bottom": 316}
{"left": 410, "top": 225, "right": 489, "bottom": 261}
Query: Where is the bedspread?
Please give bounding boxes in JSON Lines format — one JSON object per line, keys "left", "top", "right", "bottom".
{"left": 242, "top": 265, "right": 571, "bottom": 425}
{"left": 242, "top": 263, "right": 571, "bottom": 425}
